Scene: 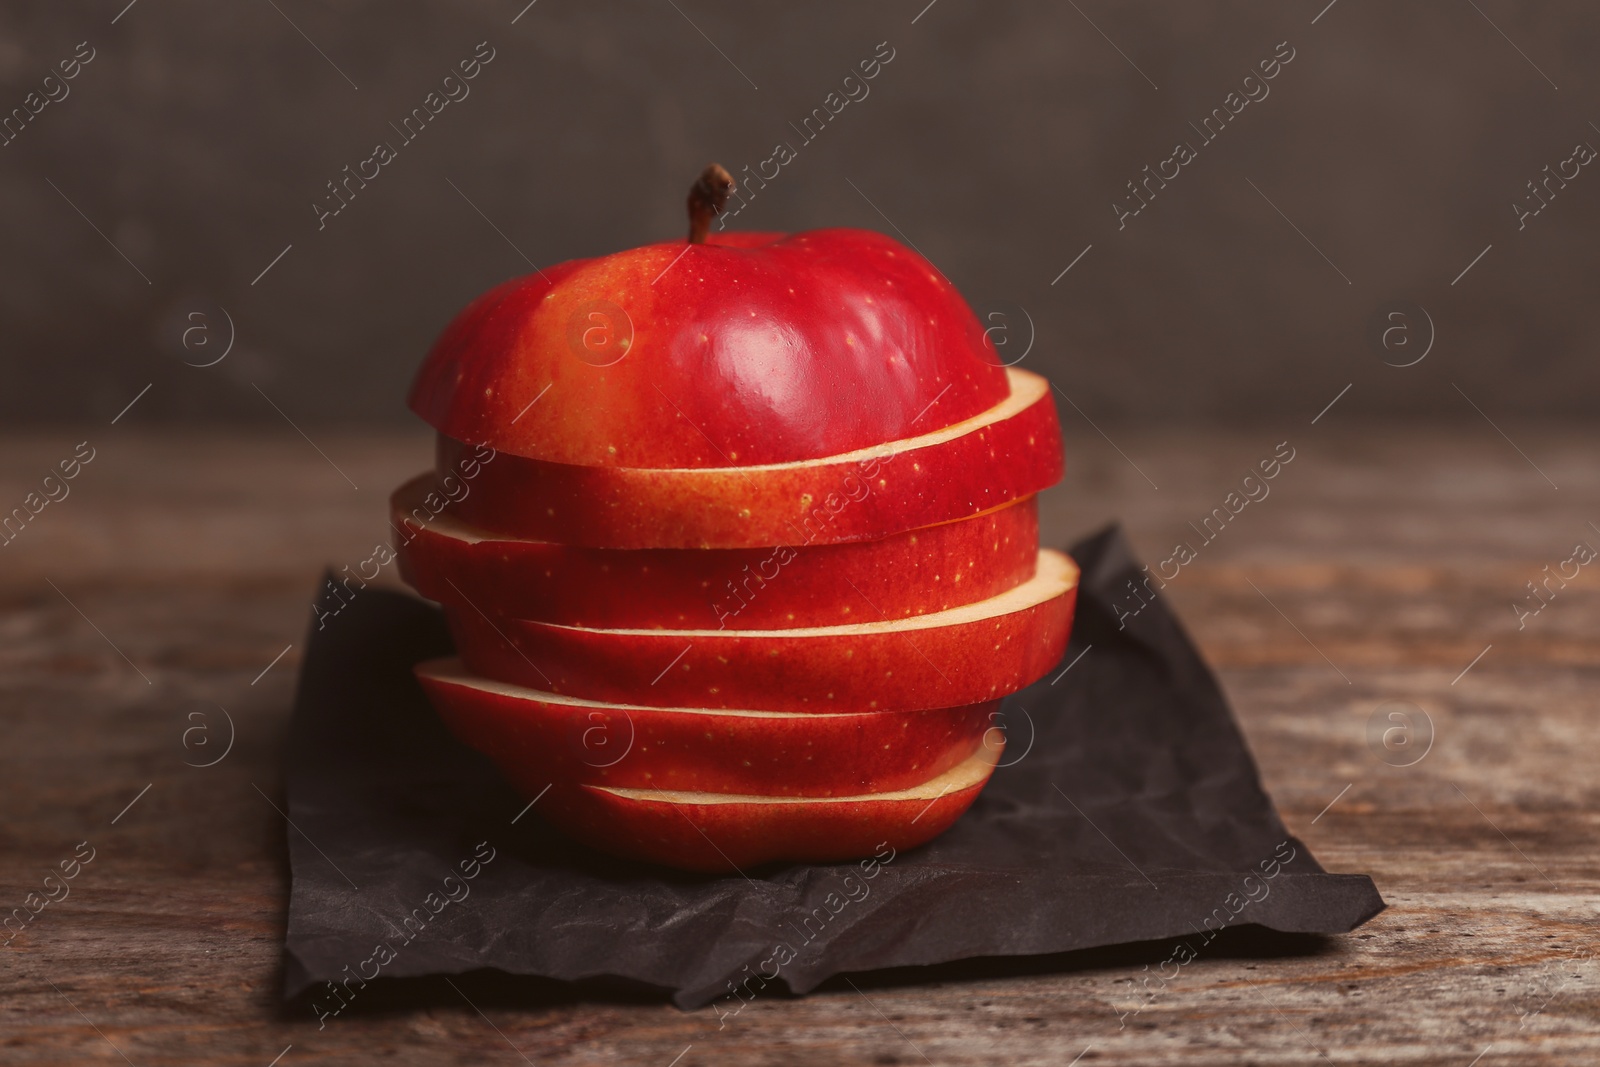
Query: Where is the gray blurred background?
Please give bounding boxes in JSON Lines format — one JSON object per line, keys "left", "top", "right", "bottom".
{"left": 1, "top": 0, "right": 1596, "bottom": 428}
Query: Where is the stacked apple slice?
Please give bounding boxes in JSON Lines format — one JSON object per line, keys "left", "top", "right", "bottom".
{"left": 396, "top": 167, "right": 1076, "bottom": 872}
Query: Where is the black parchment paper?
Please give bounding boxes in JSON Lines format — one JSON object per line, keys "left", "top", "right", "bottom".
{"left": 282, "top": 525, "right": 1383, "bottom": 1010}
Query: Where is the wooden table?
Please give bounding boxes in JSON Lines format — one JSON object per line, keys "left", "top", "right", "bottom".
{"left": 3, "top": 427, "right": 1596, "bottom": 1065}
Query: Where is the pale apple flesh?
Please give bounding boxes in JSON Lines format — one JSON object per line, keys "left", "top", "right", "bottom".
{"left": 416, "top": 656, "right": 1000, "bottom": 796}
{"left": 394, "top": 475, "right": 1039, "bottom": 629}
{"left": 438, "top": 367, "right": 1062, "bottom": 550}
{"left": 447, "top": 549, "right": 1078, "bottom": 713}
{"left": 497, "top": 739, "right": 1003, "bottom": 873}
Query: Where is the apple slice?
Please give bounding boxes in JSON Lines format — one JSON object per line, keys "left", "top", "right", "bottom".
{"left": 438, "top": 366, "right": 1061, "bottom": 550}
{"left": 416, "top": 656, "right": 999, "bottom": 796}
{"left": 505, "top": 739, "right": 1003, "bottom": 872}
{"left": 394, "top": 475, "right": 1039, "bottom": 629}
{"left": 408, "top": 224, "right": 1012, "bottom": 470}
{"left": 447, "top": 549, "right": 1077, "bottom": 713}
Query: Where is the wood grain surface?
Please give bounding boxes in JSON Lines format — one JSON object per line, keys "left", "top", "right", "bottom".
{"left": 1, "top": 426, "right": 1596, "bottom": 1066}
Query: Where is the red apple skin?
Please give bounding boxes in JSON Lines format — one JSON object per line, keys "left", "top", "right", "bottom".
{"left": 408, "top": 229, "right": 1011, "bottom": 470}
{"left": 446, "top": 552, "right": 1078, "bottom": 713}
{"left": 416, "top": 657, "right": 999, "bottom": 796}
{"left": 492, "top": 742, "right": 1001, "bottom": 873}
{"left": 394, "top": 475, "right": 1039, "bottom": 629}
{"left": 437, "top": 368, "right": 1062, "bottom": 550}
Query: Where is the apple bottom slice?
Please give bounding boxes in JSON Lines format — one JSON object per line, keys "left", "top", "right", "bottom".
{"left": 449, "top": 549, "right": 1078, "bottom": 714}
{"left": 393, "top": 473, "right": 1040, "bottom": 629}
{"left": 437, "top": 367, "right": 1062, "bottom": 550}
{"left": 509, "top": 739, "right": 1003, "bottom": 873}
{"left": 416, "top": 656, "right": 1000, "bottom": 797}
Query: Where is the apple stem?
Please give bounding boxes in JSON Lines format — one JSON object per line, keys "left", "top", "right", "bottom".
{"left": 687, "top": 164, "right": 735, "bottom": 244}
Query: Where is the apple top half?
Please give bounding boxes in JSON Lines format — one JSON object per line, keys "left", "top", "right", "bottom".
{"left": 407, "top": 227, "right": 1011, "bottom": 469}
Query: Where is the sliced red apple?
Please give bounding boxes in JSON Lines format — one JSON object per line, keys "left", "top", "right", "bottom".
{"left": 394, "top": 475, "right": 1039, "bottom": 629}
{"left": 447, "top": 549, "right": 1078, "bottom": 713}
{"left": 438, "top": 366, "right": 1062, "bottom": 550}
{"left": 504, "top": 739, "right": 1002, "bottom": 872}
{"left": 416, "top": 656, "right": 998, "bottom": 796}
